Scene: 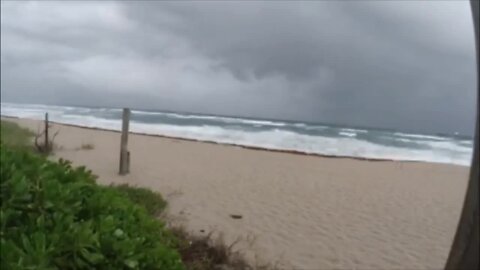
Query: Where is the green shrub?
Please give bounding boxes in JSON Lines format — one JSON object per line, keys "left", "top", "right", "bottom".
{"left": 0, "top": 145, "right": 185, "bottom": 270}
{"left": 112, "top": 184, "right": 167, "bottom": 217}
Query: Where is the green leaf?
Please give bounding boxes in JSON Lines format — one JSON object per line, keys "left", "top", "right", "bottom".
{"left": 124, "top": 259, "right": 138, "bottom": 269}
{"left": 113, "top": 228, "right": 124, "bottom": 238}
{"left": 80, "top": 248, "right": 104, "bottom": 264}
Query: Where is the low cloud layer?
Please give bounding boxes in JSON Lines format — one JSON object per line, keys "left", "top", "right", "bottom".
{"left": 1, "top": 1, "right": 476, "bottom": 134}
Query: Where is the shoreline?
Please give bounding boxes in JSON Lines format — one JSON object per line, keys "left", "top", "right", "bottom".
{"left": 1, "top": 115, "right": 466, "bottom": 167}
{"left": 1, "top": 116, "right": 470, "bottom": 269}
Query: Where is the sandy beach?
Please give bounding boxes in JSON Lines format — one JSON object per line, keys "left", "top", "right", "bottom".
{"left": 3, "top": 117, "right": 470, "bottom": 270}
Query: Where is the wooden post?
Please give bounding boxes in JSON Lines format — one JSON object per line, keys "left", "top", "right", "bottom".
{"left": 119, "top": 108, "right": 130, "bottom": 175}
{"left": 44, "top": 112, "right": 49, "bottom": 151}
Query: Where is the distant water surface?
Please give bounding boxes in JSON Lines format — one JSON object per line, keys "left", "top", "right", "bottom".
{"left": 1, "top": 102, "right": 473, "bottom": 166}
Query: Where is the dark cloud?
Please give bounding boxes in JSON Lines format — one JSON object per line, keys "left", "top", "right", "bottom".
{"left": 1, "top": 1, "right": 476, "bottom": 134}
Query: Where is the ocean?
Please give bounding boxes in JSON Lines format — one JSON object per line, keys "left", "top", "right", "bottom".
{"left": 1, "top": 102, "right": 473, "bottom": 166}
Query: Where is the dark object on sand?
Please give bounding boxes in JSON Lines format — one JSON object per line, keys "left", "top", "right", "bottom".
{"left": 229, "top": 214, "right": 242, "bottom": 219}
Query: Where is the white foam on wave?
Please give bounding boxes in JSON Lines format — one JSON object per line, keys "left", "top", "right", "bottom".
{"left": 132, "top": 109, "right": 287, "bottom": 127}
{"left": 2, "top": 102, "right": 77, "bottom": 113}
{"left": 341, "top": 128, "right": 368, "bottom": 134}
{"left": 424, "top": 140, "right": 473, "bottom": 155}
{"left": 131, "top": 110, "right": 162, "bottom": 116}
{"left": 394, "top": 132, "right": 448, "bottom": 141}
{"left": 129, "top": 122, "right": 472, "bottom": 166}
{"left": 339, "top": 131, "right": 357, "bottom": 137}
{"left": 1, "top": 103, "right": 473, "bottom": 166}
{"left": 395, "top": 138, "right": 416, "bottom": 143}
{"left": 57, "top": 115, "right": 121, "bottom": 130}
{"left": 304, "top": 125, "right": 328, "bottom": 131}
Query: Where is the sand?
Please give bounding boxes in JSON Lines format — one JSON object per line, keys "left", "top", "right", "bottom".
{"left": 4, "top": 117, "right": 470, "bottom": 270}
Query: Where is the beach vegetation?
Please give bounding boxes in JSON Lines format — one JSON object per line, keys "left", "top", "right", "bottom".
{"left": 112, "top": 184, "right": 167, "bottom": 217}
{"left": 0, "top": 121, "right": 34, "bottom": 150}
{"left": 33, "top": 126, "right": 59, "bottom": 155}
{"left": 171, "top": 227, "right": 255, "bottom": 270}
{"left": 0, "top": 145, "right": 184, "bottom": 269}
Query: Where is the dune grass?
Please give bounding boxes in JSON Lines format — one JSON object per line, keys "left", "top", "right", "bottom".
{"left": 113, "top": 184, "right": 167, "bottom": 217}
{"left": 0, "top": 120, "right": 34, "bottom": 149}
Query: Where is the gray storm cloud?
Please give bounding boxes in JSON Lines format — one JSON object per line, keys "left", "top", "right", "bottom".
{"left": 0, "top": 1, "right": 477, "bottom": 135}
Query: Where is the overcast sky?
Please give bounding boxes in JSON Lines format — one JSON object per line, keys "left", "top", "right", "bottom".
{"left": 1, "top": 1, "right": 477, "bottom": 134}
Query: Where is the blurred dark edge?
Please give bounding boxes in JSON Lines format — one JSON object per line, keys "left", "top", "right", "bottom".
{"left": 444, "top": 1, "right": 479, "bottom": 270}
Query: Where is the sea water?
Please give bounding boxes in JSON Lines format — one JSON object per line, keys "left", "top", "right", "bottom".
{"left": 1, "top": 102, "right": 473, "bottom": 166}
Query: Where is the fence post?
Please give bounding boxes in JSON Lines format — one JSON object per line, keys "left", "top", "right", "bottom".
{"left": 44, "top": 112, "right": 49, "bottom": 151}
{"left": 119, "top": 108, "right": 130, "bottom": 175}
